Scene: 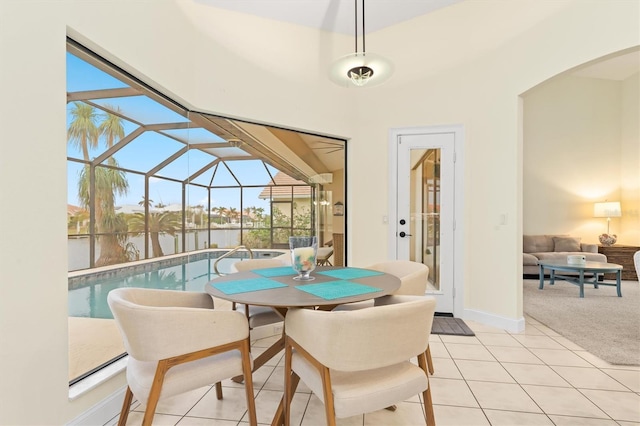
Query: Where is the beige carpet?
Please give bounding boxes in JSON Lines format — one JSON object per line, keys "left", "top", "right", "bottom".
{"left": 523, "top": 278, "right": 640, "bottom": 366}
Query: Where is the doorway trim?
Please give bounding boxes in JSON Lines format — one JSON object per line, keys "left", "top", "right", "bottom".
{"left": 388, "top": 124, "right": 465, "bottom": 318}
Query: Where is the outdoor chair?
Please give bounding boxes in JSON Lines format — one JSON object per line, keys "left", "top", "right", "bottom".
{"left": 283, "top": 295, "right": 437, "bottom": 426}
{"left": 107, "top": 288, "right": 257, "bottom": 426}
{"left": 316, "top": 247, "right": 334, "bottom": 266}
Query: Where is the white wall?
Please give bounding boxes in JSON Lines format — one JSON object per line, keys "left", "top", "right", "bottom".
{"left": 0, "top": 0, "right": 638, "bottom": 423}
{"left": 523, "top": 75, "right": 627, "bottom": 243}
{"left": 620, "top": 73, "right": 640, "bottom": 244}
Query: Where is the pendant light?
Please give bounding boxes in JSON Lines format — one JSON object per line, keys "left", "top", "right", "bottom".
{"left": 329, "top": 0, "right": 393, "bottom": 88}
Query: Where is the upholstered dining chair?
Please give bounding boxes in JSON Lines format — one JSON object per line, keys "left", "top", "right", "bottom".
{"left": 369, "top": 260, "right": 435, "bottom": 375}
{"left": 334, "top": 260, "right": 435, "bottom": 375}
{"left": 230, "top": 258, "right": 289, "bottom": 329}
{"left": 283, "top": 295, "right": 437, "bottom": 426}
{"left": 107, "top": 288, "right": 257, "bottom": 426}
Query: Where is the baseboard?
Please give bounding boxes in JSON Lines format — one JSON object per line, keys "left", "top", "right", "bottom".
{"left": 67, "top": 385, "right": 128, "bottom": 426}
{"left": 463, "top": 308, "right": 525, "bottom": 333}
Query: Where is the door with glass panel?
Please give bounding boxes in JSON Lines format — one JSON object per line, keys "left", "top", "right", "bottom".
{"left": 396, "top": 133, "right": 455, "bottom": 313}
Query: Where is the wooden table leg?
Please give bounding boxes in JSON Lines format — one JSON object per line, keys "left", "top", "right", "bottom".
{"left": 271, "top": 373, "right": 300, "bottom": 426}
{"left": 232, "top": 335, "right": 285, "bottom": 383}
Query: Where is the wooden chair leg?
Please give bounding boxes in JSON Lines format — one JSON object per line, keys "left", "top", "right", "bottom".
{"left": 284, "top": 341, "right": 293, "bottom": 426}
{"left": 426, "top": 345, "right": 434, "bottom": 375}
{"left": 241, "top": 339, "right": 258, "bottom": 426}
{"left": 215, "top": 382, "right": 223, "bottom": 400}
{"left": 320, "top": 366, "right": 337, "bottom": 426}
{"left": 117, "top": 386, "right": 134, "bottom": 426}
{"left": 142, "top": 360, "right": 170, "bottom": 426}
{"left": 417, "top": 352, "right": 436, "bottom": 426}
{"left": 423, "top": 381, "right": 436, "bottom": 426}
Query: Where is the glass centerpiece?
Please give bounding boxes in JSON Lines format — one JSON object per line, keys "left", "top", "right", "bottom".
{"left": 289, "top": 236, "right": 318, "bottom": 281}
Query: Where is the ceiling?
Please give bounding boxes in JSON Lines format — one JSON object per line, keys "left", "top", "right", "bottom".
{"left": 197, "top": 0, "right": 638, "bottom": 81}
{"left": 191, "top": 1, "right": 636, "bottom": 177}
{"left": 195, "top": 0, "right": 463, "bottom": 35}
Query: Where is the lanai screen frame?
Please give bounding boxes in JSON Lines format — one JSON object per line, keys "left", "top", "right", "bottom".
{"left": 67, "top": 38, "right": 343, "bottom": 270}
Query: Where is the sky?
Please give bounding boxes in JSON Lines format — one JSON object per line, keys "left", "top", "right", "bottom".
{"left": 66, "top": 52, "right": 273, "bottom": 211}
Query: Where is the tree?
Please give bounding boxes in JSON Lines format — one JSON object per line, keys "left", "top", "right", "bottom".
{"left": 69, "top": 103, "right": 131, "bottom": 266}
{"left": 68, "top": 102, "right": 99, "bottom": 162}
{"left": 78, "top": 162, "right": 130, "bottom": 265}
{"left": 218, "top": 207, "right": 229, "bottom": 224}
{"left": 127, "top": 211, "right": 181, "bottom": 258}
{"left": 228, "top": 207, "right": 239, "bottom": 223}
{"left": 138, "top": 196, "right": 154, "bottom": 208}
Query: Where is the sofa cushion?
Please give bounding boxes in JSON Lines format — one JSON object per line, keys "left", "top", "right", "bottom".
{"left": 553, "top": 236, "right": 581, "bottom": 252}
{"left": 523, "top": 235, "right": 555, "bottom": 253}
{"left": 533, "top": 252, "right": 607, "bottom": 263}
{"left": 523, "top": 253, "right": 539, "bottom": 266}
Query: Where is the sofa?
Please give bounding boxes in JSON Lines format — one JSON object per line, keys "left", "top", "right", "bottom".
{"left": 523, "top": 234, "right": 607, "bottom": 276}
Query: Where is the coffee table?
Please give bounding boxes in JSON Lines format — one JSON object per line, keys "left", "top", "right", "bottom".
{"left": 538, "top": 260, "right": 623, "bottom": 298}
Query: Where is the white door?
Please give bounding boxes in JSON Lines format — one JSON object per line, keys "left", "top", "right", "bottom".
{"left": 394, "top": 132, "right": 456, "bottom": 313}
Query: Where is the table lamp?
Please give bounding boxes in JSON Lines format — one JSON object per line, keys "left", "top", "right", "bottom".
{"left": 593, "top": 201, "right": 621, "bottom": 246}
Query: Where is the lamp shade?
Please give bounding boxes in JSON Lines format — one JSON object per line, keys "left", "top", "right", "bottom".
{"left": 593, "top": 202, "right": 621, "bottom": 218}
{"left": 328, "top": 52, "right": 394, "bottom": 88}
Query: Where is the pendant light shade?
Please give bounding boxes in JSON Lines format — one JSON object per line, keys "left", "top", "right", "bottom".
{"left": 329, "top": 0, "right": 394, "bottom": 88}
{"left": 329, "top": 52, "right": 394, "bottom": 87}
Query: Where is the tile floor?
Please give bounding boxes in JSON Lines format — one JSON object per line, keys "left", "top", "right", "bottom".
{"left": 106, "top": 315, "right": 640, "bottom": 426}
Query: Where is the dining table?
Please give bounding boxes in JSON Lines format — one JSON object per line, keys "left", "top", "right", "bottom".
{"left": 204, "top": 265, "right": 401, "bottom": 425}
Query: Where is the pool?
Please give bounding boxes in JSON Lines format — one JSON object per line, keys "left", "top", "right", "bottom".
{"left": 68, "top": 250, "right": 286, "bottom": 319}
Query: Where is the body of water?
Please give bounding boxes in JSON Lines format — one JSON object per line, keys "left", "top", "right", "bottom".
{"left": 68, "top": 249, "right": 286, "bottom": 319}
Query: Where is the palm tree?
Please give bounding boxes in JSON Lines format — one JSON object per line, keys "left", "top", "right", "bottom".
{"left": 127, "top": 211, "right": 181, "bottom": 258}
{"left": 243, "top": 207, "right": 252, "bottom": 225}
{"left": 69, "top": 103, "right": 131, "bottom": 266}
{"left": 99, "top": 106, "right": 124, "bottom": 151}
{"left": 68, "top": 102, "right": 98, "bottom": 162}
{"left": 78, "top": 160, "right": 129, "bottom": 265}
{"left": 228, "top": 207, "right": 239, "bottom": 223}
{"left": 138, "top": 196, "right": 154, "bottom": 209}
{"left": 218, "top": 207, "right": 229, "bottom": 225}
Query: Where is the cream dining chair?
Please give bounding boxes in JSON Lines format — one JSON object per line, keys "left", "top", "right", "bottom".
{"left": 283, "top": 295, "right": 437, "bottom": 426}
{"left": 335, "top": 260, "right": 435, "bottom": 374}
{"left": 230, "top": 258, "right": 289, "bottom": 329}
{"left": 107, "top": 287, "right": 257, "bottom": 426}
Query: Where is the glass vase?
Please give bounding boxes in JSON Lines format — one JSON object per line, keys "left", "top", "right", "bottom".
{"left": 289, "top": 236, "right": 318, "bottom": 281}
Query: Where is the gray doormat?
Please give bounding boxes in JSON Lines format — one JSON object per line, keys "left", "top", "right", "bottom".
{"left": 431, "top": 317, "right": 475, "bottom": 336}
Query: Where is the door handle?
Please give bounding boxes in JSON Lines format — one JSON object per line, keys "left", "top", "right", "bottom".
{"left": 399, "top": 232, "right": 412, "bottom": 238}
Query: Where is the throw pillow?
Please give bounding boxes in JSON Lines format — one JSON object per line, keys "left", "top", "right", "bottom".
{"left": 553, "top": 236, "right": 581, "bottom": 252}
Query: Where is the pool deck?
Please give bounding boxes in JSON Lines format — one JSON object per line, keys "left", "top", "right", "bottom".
{"left": 69, "top": 297, "right": 236, "bottom": 381}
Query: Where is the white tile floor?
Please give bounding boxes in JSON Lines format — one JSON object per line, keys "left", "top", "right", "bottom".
{"left": 106, "top": 316, "right": 640, "bottom": 426}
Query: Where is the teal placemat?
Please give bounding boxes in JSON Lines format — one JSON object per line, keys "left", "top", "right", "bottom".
{"left": 317, "top": 268, "right": 384, "bottom": 280}
{"left": 212, "top": 278, "right": 287, "bottom": 295}
{"left": 295, "top": 281, "right": 382, "bottom": 300}
{"left": 253, "top": 266, "right": 297, "bottom": 278}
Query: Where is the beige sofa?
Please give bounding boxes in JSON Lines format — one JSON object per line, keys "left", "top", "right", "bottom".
{"left": 523, "top": 234, "right": 607, "bottom": 276}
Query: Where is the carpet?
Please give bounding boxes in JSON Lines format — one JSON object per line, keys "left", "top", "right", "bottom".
{"left": 523, "top": 278, "right": 640, "bottom": 366}
{"left": 431, "top": 317, "right": 475, "bottom": 336}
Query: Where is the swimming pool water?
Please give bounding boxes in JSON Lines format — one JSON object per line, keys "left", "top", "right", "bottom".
{"left": 68, "top": 250, "right": 285, "bottom": 319}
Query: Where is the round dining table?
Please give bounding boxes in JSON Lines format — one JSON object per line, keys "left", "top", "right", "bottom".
{"left": 205, "top": 265, "right": 401, "bottom": 425}
{"left": 205, "top": 265, "right": 401, "bottom": 315}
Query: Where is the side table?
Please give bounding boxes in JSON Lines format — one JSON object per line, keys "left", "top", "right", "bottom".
{"left": 598, "top": 245, "right": 639, "bottom": 280}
